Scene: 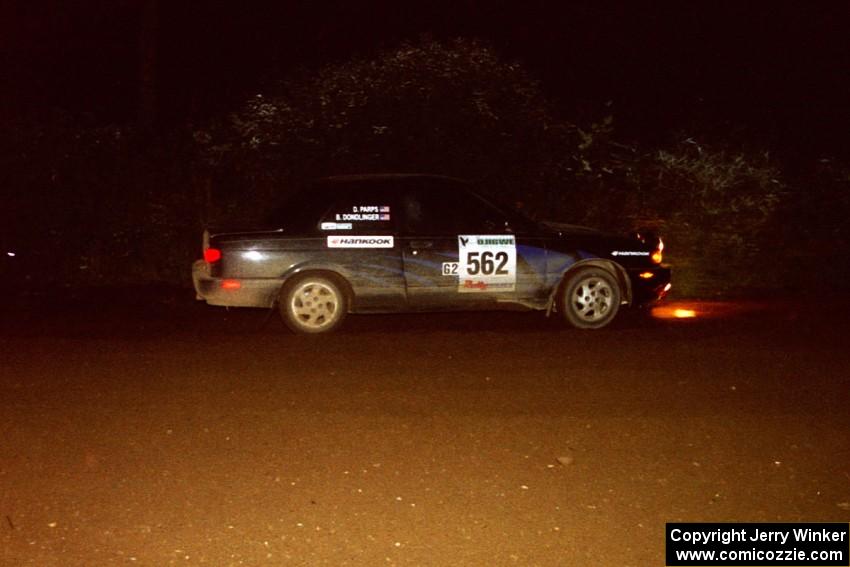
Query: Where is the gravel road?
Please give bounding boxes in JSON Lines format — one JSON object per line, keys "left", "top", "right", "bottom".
{"left": 2, "top": 297, "right": 849, "bottom": 566}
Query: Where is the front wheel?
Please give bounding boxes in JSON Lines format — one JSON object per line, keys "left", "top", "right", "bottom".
{"left": 559, "top": 268, "right": 621, "bottom": 329}
{"left": 279, "top": 274, "right": 348, "bottom": 334}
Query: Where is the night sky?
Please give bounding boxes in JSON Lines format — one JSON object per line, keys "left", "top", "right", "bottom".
{"left": 2, "top": 1, "right": 849, "bottom": 157}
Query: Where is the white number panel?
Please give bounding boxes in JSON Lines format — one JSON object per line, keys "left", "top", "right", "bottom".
{"left": 457, "top": 235, "right": 516, "bottom": 293}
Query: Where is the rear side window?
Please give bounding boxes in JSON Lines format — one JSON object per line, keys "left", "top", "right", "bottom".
{"left": 317, "top": 190, "right": 396, "bottom": 234}
{"left": 318, "top": 189, "right": 396, "bottom": 234}
{"left": 267, "top": 182, "right": 398, "bottom": 235}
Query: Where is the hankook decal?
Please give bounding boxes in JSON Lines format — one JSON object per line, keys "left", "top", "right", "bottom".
{"left": 327, "top": 236, "right": 394, "bottom": 248}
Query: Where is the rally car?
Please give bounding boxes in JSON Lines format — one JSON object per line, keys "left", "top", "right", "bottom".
{"left": 192, "top": 174, "right": 671, "bottom": 333}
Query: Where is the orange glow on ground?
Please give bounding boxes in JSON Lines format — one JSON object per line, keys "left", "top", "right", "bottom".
{"left": 651, "top": 300, "right": 770, "bottom": 320}
{"left": 652, "top": 305, "right": 700, "bottom": 319}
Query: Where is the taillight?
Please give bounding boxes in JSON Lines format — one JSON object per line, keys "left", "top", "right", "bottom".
{"left": 204, "top": 248, "right": 221, "bottom": 263}
{"left": 221, "top": 279, "right": 241, "bottom": 290}
{"left": 651, "top": 238, "right": 664, "bottom": 264}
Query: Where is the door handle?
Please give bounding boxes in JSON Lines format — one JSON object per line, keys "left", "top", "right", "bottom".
{"left": 409, "top": 240, "right": 433, "bottom": 249}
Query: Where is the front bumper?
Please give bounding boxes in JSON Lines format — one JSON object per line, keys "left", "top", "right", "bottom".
{"left": 192, "top": 260, "right": 281, "bottom": 308}
{"left": 629, "top": 265, "right": 672, "bottom": 306}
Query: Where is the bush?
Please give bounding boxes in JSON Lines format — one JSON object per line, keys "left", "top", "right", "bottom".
{"left": 4, "top": 37, "right": 845, "bottom": 299}
{"left": 648, "top": 140, "right": 785, "bottom": 296}
{"left": 195, "top": 38, "right": 576, "bottom": 222}
{"left": 543, "top": 132, "right": 787, "bottom": 297}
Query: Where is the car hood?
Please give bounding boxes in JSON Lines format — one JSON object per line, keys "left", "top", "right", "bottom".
{"left": 541, "top": 221, "right": 655, "bottom": 258}
{"left": 540, "top": 221, "right": 613, "bottom": 238}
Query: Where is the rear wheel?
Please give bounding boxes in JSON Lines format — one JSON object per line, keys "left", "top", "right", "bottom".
{"left": 560, "top": 268, "right": 621, "bottom": 329}
{"left": 279, "top": 274, "right": 347, "bottom": 334}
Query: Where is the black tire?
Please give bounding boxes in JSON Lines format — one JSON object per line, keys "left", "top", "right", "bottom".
{"left": 278, "top": 274, "right": 348, "bottom": 334}
{"left": 559, "top": 268, "right": 621, "bottom": 329}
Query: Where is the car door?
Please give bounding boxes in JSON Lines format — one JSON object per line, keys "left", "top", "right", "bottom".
{"left": 398, "top": 180, "right": 544, "bottom": 309}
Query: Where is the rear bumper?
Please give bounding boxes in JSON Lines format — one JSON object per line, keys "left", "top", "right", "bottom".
{"left": 629, "top": 265, "right": 672, "bottom": 306}
{"left": 192, "top": 260, "right": 280, "bottom": 308}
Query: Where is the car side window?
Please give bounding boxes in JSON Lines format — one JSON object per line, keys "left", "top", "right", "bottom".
{"left": 315, "top": 186, "right": 397, "bottom": 235}
{"left": 401, "top": 185, "right": 510, "bottom": 236}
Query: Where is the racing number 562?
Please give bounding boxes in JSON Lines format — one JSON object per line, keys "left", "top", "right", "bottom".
{"left": 466, "top": 251, "right": 509, "bottom": 275}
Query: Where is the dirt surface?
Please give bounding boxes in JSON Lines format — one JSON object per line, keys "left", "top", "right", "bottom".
{"left": 2, "top": 293, "right": 849, "bottom": 566}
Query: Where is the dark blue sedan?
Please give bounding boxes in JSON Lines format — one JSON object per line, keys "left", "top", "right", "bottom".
{"left": 193, "top": 174, "right": 671, "bottom": 333}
